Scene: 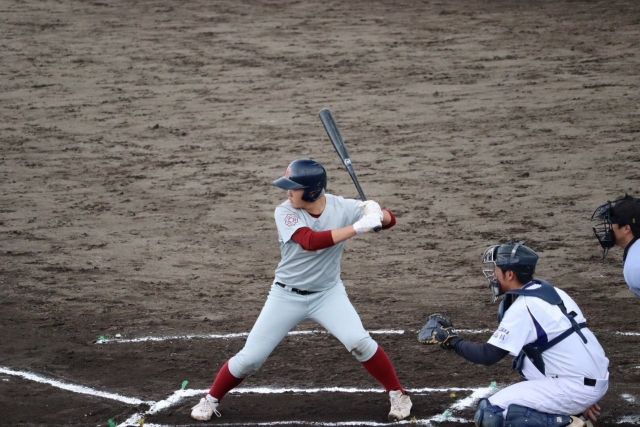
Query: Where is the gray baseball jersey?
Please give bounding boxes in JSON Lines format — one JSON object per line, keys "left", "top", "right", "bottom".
{"left": 273, "top": 193, "right": 362, "bottom": 291}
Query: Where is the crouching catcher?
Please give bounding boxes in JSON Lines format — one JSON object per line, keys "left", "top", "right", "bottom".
{"left": 418, "top": 241, "right": 609, "bottom": 426}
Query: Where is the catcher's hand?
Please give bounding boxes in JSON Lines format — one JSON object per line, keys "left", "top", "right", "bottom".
{"left": 417, "top": 313, "right": 460, "bottom": 349}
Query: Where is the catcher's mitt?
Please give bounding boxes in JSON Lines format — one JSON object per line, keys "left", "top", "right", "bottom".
{"left": 417, "top": 313, "right": 460, "bottom": 349}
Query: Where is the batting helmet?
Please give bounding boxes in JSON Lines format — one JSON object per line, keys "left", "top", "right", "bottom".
{"left": 272, "top": 159, "right": 327, "bottom": 202}
{"left": 482, "top": 241, "right": 539, "bottom": 301}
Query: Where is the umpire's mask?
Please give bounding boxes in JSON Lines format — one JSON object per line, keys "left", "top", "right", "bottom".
{"left": 591, "top": 201, "right": 615, "bottom": 259}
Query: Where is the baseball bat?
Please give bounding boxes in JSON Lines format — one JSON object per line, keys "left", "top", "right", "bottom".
{"left": 319, "top": 108, "right": 367, "bottom": 200}
{"left": 318, "top": 107, "right": 381, "bottom": 231}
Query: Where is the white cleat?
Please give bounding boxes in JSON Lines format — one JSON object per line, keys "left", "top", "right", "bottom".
{"left": 388, "top": 390, "right": 412, "bottom": 421}
{"left": 190, "top": 394, "right": 222, "bottom": 421}
{"left": 568, "top": 416, "right": 594, "bottom": 427}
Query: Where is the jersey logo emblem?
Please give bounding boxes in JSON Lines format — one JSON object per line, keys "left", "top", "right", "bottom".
{"left": 284, "top": 214, "right": 298, "bottom": 227}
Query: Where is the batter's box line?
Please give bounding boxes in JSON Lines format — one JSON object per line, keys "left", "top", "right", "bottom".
{"left": 120, "top": 386, "right": 494, "bottom": 427}
{"left": 4, "top": 365, "right": 638, "bottom": 426}
{"left": 0, "top": 365, "right": 488, "bottom": 426}
{"left": 0, "top": 365, "right": 153, "bottom": 406}
{"left": 95, "top": 329, "right": 487, "bottom": 344}
{"left": 122, "top": 417, "right": 471, "bottom": 426}
{"left": 95, "top": 329, "right": 640, "bottom": 345}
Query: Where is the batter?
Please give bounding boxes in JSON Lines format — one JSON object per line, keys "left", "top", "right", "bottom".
{"left": 191, "top": 159, "right": 412, "bottom": 422}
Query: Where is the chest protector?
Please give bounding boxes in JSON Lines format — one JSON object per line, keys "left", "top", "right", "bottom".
{"left": 499, "top": 280, "right": 588, "bottom": 377}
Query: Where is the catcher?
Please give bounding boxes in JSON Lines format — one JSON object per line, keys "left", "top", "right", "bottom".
{"left": 418, "top": 241, "right": 609, "bottom": 427}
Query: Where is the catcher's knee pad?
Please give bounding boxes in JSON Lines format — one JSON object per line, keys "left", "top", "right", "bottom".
{"left": 474, "top": 398, "right": 505, "bottom": 427}
{"left": 504, "top": 404, "right": 573, "bottom": 426}
{"left": 349, "top": 336, "right": 377, "bottom": 362}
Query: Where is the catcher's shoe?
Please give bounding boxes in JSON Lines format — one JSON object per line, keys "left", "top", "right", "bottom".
{"left": 190, "top": 394, "right": 221, "bottom": 421}
{"left": 388, "top": 390, "right": 412, "bottom": 421}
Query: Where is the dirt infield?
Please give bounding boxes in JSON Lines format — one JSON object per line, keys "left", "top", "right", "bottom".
{"left": 1, "top": 0, "right": 639, "bottom": 425}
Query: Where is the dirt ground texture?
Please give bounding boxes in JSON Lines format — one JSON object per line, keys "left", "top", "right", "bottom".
{"left": 1, "top": 0, "right": 639, "bottom": 425}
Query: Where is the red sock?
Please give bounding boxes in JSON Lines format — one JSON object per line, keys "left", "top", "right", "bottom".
{"left": 208, "top": 361, "right": 243, "bottom": 400}
{"left": 361, "top": 346, "right": 404, "bottom": 393}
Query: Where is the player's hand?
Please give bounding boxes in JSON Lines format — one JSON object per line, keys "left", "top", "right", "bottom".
{"left": 362, "top": 200, "right": 383, "bottom": 221}
{"left": 353, "top": 213, "right": 382, "bottom": 234}
{"left": 583, "top": 403, "right": 601, "bottom": 423}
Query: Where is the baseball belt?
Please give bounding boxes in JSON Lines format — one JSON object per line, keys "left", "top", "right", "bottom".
{"left": 275, "top": 282, "right": 318, "bottom": 296}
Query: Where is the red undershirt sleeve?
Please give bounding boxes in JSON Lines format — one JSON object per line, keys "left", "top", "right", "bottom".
{"left": 382, "top": 209, "right": 396, "bottom": 230}
{"left": 292, "top": 227, "right": 335, "bottom": 251}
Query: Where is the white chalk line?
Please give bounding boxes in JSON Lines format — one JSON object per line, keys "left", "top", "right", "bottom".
{"left": 128, "top": 418, "right": 469, "bottom": 426}
{"left": 96, "top": 329, "right": 640, "bottom": 344}
{"left": 96, "top": 329, "right": 491, "bottom": 344}
{"left": 126, "top": 419, "right": 463, "bottom": 426}
{"left": 120, "top": 386, "right": 495, "bottom": 427}
{"left": 96, "top": 329, "right": 407, "bottom": 344}
{"left": 0, "top": 366, "right": 154, "bottom": 406}
{"left": 203, "top": 386, "right": 479, "bottom": 395}
{"left": 3, "top": 365, "right": 638, "bottom": 426}
{"left": 0, "top": 364, "right": 488, "bottom": 427}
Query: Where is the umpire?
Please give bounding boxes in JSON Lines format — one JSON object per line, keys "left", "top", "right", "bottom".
{"left": 419, "top": 241, "right": 609, "bottom": 427}
{"left": 592, "top": 194, "right": 640, "bottom": 297}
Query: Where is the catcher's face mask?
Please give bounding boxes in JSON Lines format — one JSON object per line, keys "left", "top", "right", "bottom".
{"left": 482, "top": 245, "right": 503, "bottom": 302}
{"left": 591, "top": 201, "right": 615, "bottom": 258}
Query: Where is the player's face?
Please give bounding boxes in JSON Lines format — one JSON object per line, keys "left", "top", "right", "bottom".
{"left": 287, "top": 189, "right": 305, "bottom": 208}
{"left": 612, "top": 223, "right": 631, "bottom": 247}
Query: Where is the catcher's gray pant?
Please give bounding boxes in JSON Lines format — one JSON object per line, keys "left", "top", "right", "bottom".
{"left": 488, "top": 375, "right": 609, "bottom": 417}
{"left": 228, "top": 282, "right": 378, "bottom": 378}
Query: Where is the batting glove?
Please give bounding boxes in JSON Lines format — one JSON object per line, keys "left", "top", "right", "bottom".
{"left": 362, "top": 200, "right": 383, "bottom": 221}
{"left": 353, "top": 213, "right": 382, "bottom": 234}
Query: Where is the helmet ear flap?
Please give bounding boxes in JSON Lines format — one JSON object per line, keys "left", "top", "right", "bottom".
{"left": 301, "top": 186, "right": 325, "bottom": 202}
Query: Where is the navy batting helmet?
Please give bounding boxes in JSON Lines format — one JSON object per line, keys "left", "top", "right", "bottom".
{"left": 482, "top": 241, "right": 539, "bottom": 301}
{"left": 272, "top": 159, "right": 327, "bottom": 202}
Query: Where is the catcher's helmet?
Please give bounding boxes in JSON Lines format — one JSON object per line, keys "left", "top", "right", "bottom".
{"left": 482, "top": 241, "right": 539, "bottom": 301}
{"left": 272, "top": 159, "right": 327, "bottom": 202}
